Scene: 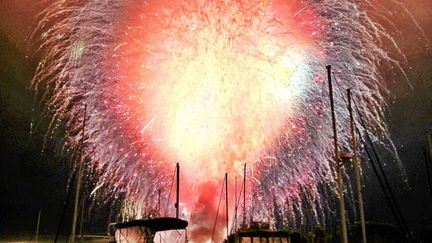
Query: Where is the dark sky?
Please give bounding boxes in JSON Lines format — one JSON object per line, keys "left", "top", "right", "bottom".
{"left": 0, "top": 0, "right": 431, "bottom": 240}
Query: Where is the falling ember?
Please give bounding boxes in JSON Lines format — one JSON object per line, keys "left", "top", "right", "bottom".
{"left": 31, "top": 0, "right": 414, "bottom": 242}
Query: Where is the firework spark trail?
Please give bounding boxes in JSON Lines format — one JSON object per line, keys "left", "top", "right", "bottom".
{"left": 31, "top": 0, "right": 418, "bottom": 241}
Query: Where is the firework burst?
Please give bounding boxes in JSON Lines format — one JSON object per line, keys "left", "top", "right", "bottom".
{"left": 31, "top": 0, "right": 416, "bottom": 241}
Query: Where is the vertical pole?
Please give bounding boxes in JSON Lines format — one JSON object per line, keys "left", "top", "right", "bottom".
{"left": 243, "top": 163, "right": 246, "bottom": 227}
{"left": 348, "top": 89, "right": 367, "bottom": 243}
{"left": 79, "top": 193, "right": 85, "bottom": 242}
{"left": 225, "top": 173, "right": 229, "bottom": 238}
{"left": 423, "top": 148, "right": 432, "bottom": 203}
{"left": 176, "top": 163, "right": 180, "bottom": 218}
{"left": 70, "top": 104, "right": 87, "bottom": 243}
{"left": 35, "top": 210, "right": 41, "bottom": 242}
{"left": 234, "top": 176, "right": 237, "bottom": 232}
{"left": 158, "top": 189, "right": 162, "bottom": 216}
{"left": 54, "top": 158, "right": 79, "bottom": 243}
{"left": 326, "top": 66, "right": 348, "bottom": 243}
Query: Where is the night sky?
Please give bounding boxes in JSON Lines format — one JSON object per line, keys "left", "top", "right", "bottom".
{"left": 0, "top": 0, "right": 431, "bottom": 240}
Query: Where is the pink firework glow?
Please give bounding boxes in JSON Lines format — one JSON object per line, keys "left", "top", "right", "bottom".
{"left": 28, "top": 0, "right": 424, "bottom": 241}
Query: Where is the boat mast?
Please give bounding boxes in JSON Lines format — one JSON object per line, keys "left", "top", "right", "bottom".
{"left": 175, "top": 163, "right": 180, "bottom": 218}
{"left": 225, "top": 173, "right": 229, "bottom": 238}
{"left": 326, "top": 66, "right": 348, "bottom": 243}
{"left": 347, "top": 89, "right": 367, "bottom": 243}
{"left": 35, "top": 210, "right": 41, "bottom": 243}
{"left": 243, "top": 163, "right": 246, "bottom": 227}
{"left": 70, "top": 104, "right": 87, "bottom": 243}
{"left": 234, "top": 176, "right": 237, "bottom": 232}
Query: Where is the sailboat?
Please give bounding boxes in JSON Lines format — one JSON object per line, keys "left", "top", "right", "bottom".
{"left": 111, "top": 163, "right": 189, "bottom": 243}
{"left": 223, "top": 164, "right": 306, "bottom": 243}
{"left": 113, "top": 217, "right": 188, "bottom": 242}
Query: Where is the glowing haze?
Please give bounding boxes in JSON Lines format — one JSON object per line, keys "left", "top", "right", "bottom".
{"left": 115, "top": 0, "right": 318, "bottom": 181}
{"left": 30, "top": 0, "right": 415, "bottom": 241}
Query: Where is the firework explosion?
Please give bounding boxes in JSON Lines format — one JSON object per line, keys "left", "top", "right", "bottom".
{"left": 31, "top": 0, "right": 411, "bottom": 241}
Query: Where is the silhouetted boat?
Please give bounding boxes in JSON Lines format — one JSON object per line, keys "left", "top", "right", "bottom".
{"left": 113, "top": 217, "right": 188, "bottom": 242}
